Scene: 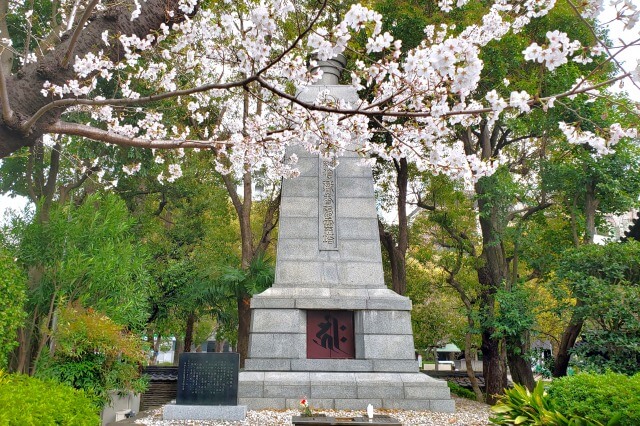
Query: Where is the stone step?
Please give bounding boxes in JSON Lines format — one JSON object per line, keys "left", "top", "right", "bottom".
{"left": 237, "top": 397, "right": 455, "bottom": 412}
{"left": 238, "top": 372, "right": 454, "bottom": 412}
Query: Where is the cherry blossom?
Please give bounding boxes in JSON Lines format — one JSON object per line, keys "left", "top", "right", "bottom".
{"left": 0, "top": 0, "right": 637, "bottom": 190}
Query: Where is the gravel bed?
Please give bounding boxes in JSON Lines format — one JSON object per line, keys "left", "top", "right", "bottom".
{"left": 133, "top": 397, "right": 491, "bottom": 426}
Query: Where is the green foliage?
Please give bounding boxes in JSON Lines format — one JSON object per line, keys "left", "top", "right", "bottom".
{"left": 493, "top": 284, "right": 536, "bottom": 349}
{"left": 6, "top": 193, "right": 151, "bottom": 330}
{"left": 136, "top": 152, "right": 239, "bottom": 340}
{"left": 36, "top": 304, "right": 148, "bottom": 406}
{"left": 447, "top": 381, "right": 476, "bottom": 400}
{"left": 554, "top": 241, "right": 640, "bottom": 374}
{"left": 217, "top": 253, "right": 275, "bottom": 299}
{"left": 490, "top": 381, "right": 618, "bottom": 426}
{"left": 0, "top": 249, "right": 26, "bottom": 369}
{"left": 547, "top": 373, "right": 640, "bottom": 426}
{"left": 0, "top": 371, "right": 100, "bottom": 425}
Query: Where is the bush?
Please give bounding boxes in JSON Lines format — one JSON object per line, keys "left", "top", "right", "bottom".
{"left": 36, "top": 304, "right": 148, "bottom": 406}
{"left": 447, "top": 381, "right": 477, "bottom": 400}
{"left": 0, "top": 371, "right": 99, "bottom": 425}
{"left": 548, "top": 372, "right": 640, "bottom": 425}
{"left": 0, "top": 250, "right": 26, "bottom": 369}
{"left": 490, "top": 381, "right": 619, "bottom": 426}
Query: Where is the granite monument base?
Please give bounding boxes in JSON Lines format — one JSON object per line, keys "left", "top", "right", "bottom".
{"left": 163, "top": 403, "right": 247, "bottom": 421}
{"left": 238, "top": 371, "right": 454, "bottom": 412}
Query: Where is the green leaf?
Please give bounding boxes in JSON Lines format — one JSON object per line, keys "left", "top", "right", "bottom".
{"left": 514, "top": 415, "right": 529, "bottom": 424}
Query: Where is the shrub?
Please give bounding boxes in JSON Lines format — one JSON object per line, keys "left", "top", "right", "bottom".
{"left": 547, "top": 372, "right": 640, "bottom": 425}
{"left": 0, "top": 371, "right": 99, "bottom": 425}
{"left": 36, "top": 304, "right": 148, "bottom": 406}
{"left": 490, "top": 381, "right": 619, "bottom": 426}
{"left": 0, "top": 250, "right": 26, "bottom": 369}
{"left": 447, "top": 381, "right": 477, "bottom": 400}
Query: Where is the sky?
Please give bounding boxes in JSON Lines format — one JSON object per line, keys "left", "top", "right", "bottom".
{"left": 600, "top": 2, "right": 640, "bottom": 100}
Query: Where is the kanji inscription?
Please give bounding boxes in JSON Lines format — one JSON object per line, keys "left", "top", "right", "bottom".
{"left": 176, "top": 352, "right": 239, "bottom": 405}
{"left": 307, "top": 310, "right": 355, "bottom": 359}
{"left": 319, "top": 158, "right": 338, "bottom": 250}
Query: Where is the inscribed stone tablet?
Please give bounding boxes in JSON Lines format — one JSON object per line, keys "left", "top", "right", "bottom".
{"left": 176, "top": 353, "right": 239, "bottom": 405}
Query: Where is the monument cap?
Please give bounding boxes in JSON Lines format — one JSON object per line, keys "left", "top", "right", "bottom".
{"left": 310, "top": 53, "right": 346, "bottom": 85}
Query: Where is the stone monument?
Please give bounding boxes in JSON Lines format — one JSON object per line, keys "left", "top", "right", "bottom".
{"left": 164, "top": 353, "right": 247, "bottom": 420}
{"left": 238, "top": 55, "right": 454, "bottom": 412}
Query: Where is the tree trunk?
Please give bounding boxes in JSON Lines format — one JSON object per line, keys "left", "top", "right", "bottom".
{"left": 481, "top": 330, "right": 505, "bottom": 405}
{"left": 147, "top": 330, "right": 160, "bottom": 365}
{"left": 474, "top": 167, "right": 511, "bottom": 404}
{"left": 237, "top": 296, "right": 251, "bottom": 368}
{"left": 386, "top": 242, "right": 407, "bottom": 296}
{"left": 12, "top": 327, "right": 33, "bottom": 374}
{"left": 184, "top": 312, "right": 196, "bottom": 353}
{"left": 378, "top": 158, "right": 409, "bottom": 296}
{"left": 0, "top": 0, "right": 185, "bottom": 157}
{"left": 584, "top": 181, "right": 599, "bottom": 244}
{"left": 465, "top": 330, "right": 484, "bottom": 402}
{"left": 173, "top": 339, "right": 184, "bottom": 365}
{"left": 552, "top": 179, "right": 597, "bottom": 376}
{"left": 506, "top": 336, "right": 535, "bottom": 390}
{"left": 553, "top": 303, "right": 584, "bottom": 377}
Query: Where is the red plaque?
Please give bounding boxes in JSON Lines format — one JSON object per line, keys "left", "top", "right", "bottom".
{"left": 307, "top": 310, "right": 355, "bottom": 359}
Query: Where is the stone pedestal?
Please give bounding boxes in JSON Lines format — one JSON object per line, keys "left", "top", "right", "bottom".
{"left": 238, "top": 61, "right": 454, "bottom": 413}
{"left": 163, "top": 404, "right": 247, "bottom": 421}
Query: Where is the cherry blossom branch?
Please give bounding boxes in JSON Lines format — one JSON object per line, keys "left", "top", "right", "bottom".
{"left": 22, "top": 0, "right": 34, "bottom": 62}
{"left": 61, "top": 0, "right": 100, "bottom": 68}
{"left": 565, "top": 0, "right": 640, "bottom": 94}
{"left": 257, "top": 73, "right": 632, "bottom": 119}
{"left": 22, "top": 0, "right": 327, "bottom": 133}
{"left": 46, "top": 121, "right": 231, "bottom": 149}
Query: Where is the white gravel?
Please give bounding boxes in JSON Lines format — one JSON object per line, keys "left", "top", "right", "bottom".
{"left": 133, "top": 397, "right": 491, "bottom": 426}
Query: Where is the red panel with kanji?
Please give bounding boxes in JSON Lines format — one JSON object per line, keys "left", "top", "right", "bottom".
{"left": 306, "top": 310, "right": 355, "bottom": 359}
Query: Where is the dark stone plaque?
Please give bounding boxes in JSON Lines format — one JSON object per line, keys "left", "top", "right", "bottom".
{"left": 307, "top": 310, "right": 355, "bottom": 359}
{"left": 176, "top": 352, "right": 239, "bottom": 405}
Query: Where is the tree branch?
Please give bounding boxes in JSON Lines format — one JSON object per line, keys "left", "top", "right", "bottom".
{"left": 0, "top": 52, "right": 12, "bottom": 123}
{"left": 256, "top": 73, "right": 631, "bottom": 119}
{"left": 378, "top": 218, "right": 393, "bottom": 253}
{"left": 0, "top": 0, "right": 13, "bottom": 76}
{"left": 25, "top": 147, "right": 37, "bottom": 202}
{"left": 22, "top": 0, "right": 327, "bottom": 134}
{"left": 61, "top": 0, "right": 100, "bottom": 68}
{"left": 566, "top": 0, "right": 640, "bottom": 94}
{"left": 0, "top": 0, "right": 13, "bottom": 123}
{"left": 256, "top": 190, "right": 281, "bottom": 254}
{"left": 46, "top": 121, "right": 231, "bottom": 149}
{"left": 59, "top": 165, "right": 100, "bottom": 204}
{"left": 415, "top": 196, "right": 436, "bottom": 211}
{"left": 506, "top": 202, "right": 552, "bottom": 222}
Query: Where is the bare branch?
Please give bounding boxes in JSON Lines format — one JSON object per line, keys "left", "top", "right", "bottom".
{"left": 61, "top": 0, "right": 100, "bottom": 68}
{"left": 46, "top": 121, "right": 231, "bottom": 149}
{"left": 415, "top": 194, "right": 436, "bottom": 211}
{"left": 59, "top": 165, "right": 100, "bottom": 204}
{"left": 566, "top": 0, "right": 640, "bottom": 94}
{"left": 506, "top": 202, "right": 552, "bottom": 222}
